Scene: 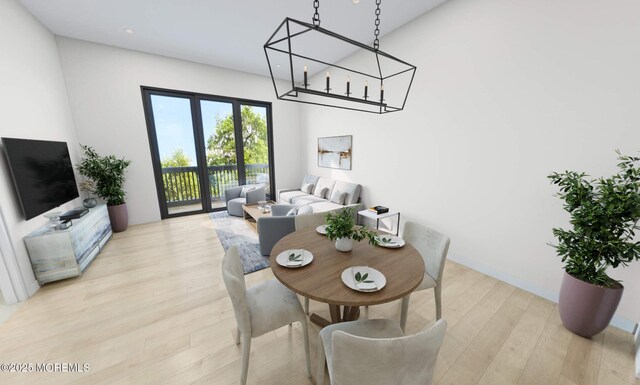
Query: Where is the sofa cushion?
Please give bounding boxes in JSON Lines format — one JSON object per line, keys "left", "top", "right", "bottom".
{"left": 300, "top": 175, "right": 319, "bottom": 190}
{"left": 286, "top": 207, "right": 298, "bottom": 216}
{"left": 301, "top": 183, "right": 314, "bottom": 194}
{"left": 297, "top": 205, "right": 314, "bottom": 215}
{"left": 280, "top": 190, "right": 309, "bottom": 203}
{"left": 330, "top": 189, "right": 348, "bottom": 205}
{"left": 314, "top": 187, "right": 329, "bottom": 199}
{"left": 332, "top": 181, "right": 361, "bottom": 205}
{"left": 240, "top": 186, "right": 255, "bottom": 198}
{"left": 309, "top": 201, "right": 346, "bottom": 213}
{"left": 291, "top": 195, "right": 326, "bottom": 205}
{"left": 314, "top": 177, "right": 336, "bottom": 199}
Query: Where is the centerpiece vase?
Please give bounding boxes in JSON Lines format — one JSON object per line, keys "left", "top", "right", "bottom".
{"left": 335, "top": 237, "right": 353, "bottom": 252}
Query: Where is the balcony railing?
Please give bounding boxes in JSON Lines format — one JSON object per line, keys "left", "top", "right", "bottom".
{"left": 161, "top": 164, "right": 269, "bottom": 207}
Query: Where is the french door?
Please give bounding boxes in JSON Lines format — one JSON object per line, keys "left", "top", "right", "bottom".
{"left": 141, "top": 87, "right": 275, "bottom": 219}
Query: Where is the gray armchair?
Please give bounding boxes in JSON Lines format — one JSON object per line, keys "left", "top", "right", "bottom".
{"left": 225, "top": 185, "right": 267, "bottom": 217}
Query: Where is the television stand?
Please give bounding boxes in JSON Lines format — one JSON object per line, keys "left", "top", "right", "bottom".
{"left": 24, "top": 204, "right": 112, "bottom": 285}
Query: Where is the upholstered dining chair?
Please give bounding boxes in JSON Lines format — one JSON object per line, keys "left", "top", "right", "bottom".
{"left": 400, "top": 222, "right": 450, "bottom": 331}
{"left": 316, "top": 319, "right": 447, "bottom": 385}
{"left": 221, "top": 246, "right": 311, "bottom": 385}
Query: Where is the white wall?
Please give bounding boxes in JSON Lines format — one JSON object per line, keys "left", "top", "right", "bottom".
{"left": 56, "top": 37, "right": 302, "bottom": 225}
{"left": 0, "top": 0, "right": 81, "bottom": 300}
{"left": 301, "top": 0, "right": 640, "bottom": 327}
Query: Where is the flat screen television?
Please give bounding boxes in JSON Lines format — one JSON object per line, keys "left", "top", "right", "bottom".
{"left": 1, "top": 138, "right": 79, "bottom": 220}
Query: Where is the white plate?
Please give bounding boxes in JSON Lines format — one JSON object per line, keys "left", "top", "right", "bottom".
{"left": 341, "top": 266, "right": 387, "bottom": 292}
{"left": 276, "top": 249, "right": 314, "bottom": 268}
{"left": 375, "top": 234, "right": 405, "bottom": 248}
{"left": 316, "top": 225, "right": 328, "bottom": 235}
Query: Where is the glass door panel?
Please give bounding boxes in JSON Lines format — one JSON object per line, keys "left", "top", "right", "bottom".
{"left": 200, "top": 100, "right": 238, "bottom": 210}
{"left": 240, "top": 104, "right": 271, "bottom": 198}
{"left": 149, "top": 94, "right": 204, "bottom": 215}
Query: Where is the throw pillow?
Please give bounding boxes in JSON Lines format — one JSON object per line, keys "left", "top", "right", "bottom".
{"left": 301, "top": 183, "right": 314, "bottom": 194}
{"left": 297, "top": 205, "right": 313, "bottom": 215}
{"left": 314, "top": 187, "right": 328, "bottom": 199}
{"left": 240, "top": 186, "right": 255, "bottom": 198}
{"left": 330, "top": 190, "right": 348, "bottom": 205}
{"left": 286, "top": 207, "right": 298, "bottom": 216}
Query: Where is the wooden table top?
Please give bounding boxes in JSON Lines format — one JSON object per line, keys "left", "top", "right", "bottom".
{"left": 242, "top": 201, "right": 275, "bottom": 220}
{"left": 270, "top": 227, "right": 425, "bottom": 307}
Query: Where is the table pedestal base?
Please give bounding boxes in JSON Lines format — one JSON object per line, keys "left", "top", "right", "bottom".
{"left": 310, "top": 304, "right": 361, "bottom": 327}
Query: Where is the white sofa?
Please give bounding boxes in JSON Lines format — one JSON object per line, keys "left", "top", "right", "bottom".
{"left": 277, "top": 175, "right": 362, "bottom": 213}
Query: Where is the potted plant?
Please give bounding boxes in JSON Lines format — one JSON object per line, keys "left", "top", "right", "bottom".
{"left": 548, "top": 151, "right": 640, "bottom": 337}
{"left": 77, "top": 145, "right": 132, "bottom": 232}
{"left": 325, "top": 208, "right": 378, "bottom": 252}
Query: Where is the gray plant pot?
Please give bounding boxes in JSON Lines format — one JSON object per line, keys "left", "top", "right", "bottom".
{"left": 83, "top": 198, "right": 97, "bottom": 208}
{"left": 558, "top": 271, "right": 623, "bottom": 338}
{"left": 107, "top": 203, "right": 129, "bottom": 233}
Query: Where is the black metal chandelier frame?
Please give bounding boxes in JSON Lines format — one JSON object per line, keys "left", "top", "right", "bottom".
{"left": 263, "top": 2, "right": 417, "bottom": 114}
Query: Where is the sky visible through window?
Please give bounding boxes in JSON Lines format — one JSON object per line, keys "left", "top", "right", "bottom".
{"left": 151, "top": 95, "right": 232, "bottom": 166}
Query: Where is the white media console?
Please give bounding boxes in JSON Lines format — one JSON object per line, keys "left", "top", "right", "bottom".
{"left": 24, "top": 204, "right": 112, "bottom": 285}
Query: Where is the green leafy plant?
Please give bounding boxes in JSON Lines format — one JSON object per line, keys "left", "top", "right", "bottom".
{"left": 325, "top": 208, "right": 378, "bottom": 245}
{"left": 76, "top": 145, "right": 132, "bottom": 206}
{"left": 378, "top": 237, "right": 395, "bottom": 244}
{"left": 354, "top": 271, "right": 374, "bottom": 284}
{"left": 288, "top": 252, "right": 302, "bottom": 263}
{"left": 548, "top": 151, "right": 640, "bottom": 287}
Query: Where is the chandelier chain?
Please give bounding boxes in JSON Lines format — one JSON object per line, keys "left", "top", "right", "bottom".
{"left": 312, "top": 0, "right": 321, "bottom": 27}
{"left": 373, "top": 0, "right": 381, "bottom": 50}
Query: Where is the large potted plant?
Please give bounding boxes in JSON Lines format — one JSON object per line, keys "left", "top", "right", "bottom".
{"left": 325, "top": 208, "right": 378, "bottom": 252}
{"left": 77, "top": 145, "right": 132, "bottom": 232}
{"left": 548, "top": 151, "right": 640, "bottom": 337}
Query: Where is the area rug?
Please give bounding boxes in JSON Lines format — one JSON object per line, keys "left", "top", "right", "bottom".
{"left": 209, "top": 212, "right": 270, "bottom": 274}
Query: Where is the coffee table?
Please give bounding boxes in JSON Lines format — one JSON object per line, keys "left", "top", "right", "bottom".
{"left": 242, "top": 201, "right": 275, "bottom": 232}
{"left": 270, "top": 227, "right": 425, "bottom": 327}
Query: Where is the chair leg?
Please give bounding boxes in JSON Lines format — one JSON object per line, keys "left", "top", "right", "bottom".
{"left": 304, "top": 297, "right": 309, "bottom": 315}
{"left": 435, "top": 285, "right": 442, "bottom": 320}
{"left": 300, "top": 318, "right": 311, "bottom": 378}
{"left": 235, "top": 327, "right": 241, "bottom": 345}
{"left": 400, "top": 295, "right": 411, "bottom": 332}
{"left": 316, "top": 336, "right": 327, "bottom": 385}
{"left": 240, "top": 334, "right": 252, "bottom": 385}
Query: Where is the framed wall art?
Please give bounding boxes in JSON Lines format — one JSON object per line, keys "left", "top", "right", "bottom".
{"left": 318, "top": 135, "right": 352, "bottom": 170}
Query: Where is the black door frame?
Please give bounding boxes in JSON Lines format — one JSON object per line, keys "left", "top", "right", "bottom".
{"left": 141, "top": 86, "right": 276, "bottom": 219}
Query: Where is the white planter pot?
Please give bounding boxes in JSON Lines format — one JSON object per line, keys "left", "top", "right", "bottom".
{"left": 335, "top": 237, "right": 354, "bottom": 252}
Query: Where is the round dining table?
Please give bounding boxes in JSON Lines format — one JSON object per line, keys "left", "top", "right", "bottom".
{"left": 270, "top": 227, "right": 425, "bottom": 327}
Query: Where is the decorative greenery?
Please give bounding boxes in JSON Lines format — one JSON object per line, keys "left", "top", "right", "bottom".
{"left": 78, "top": 179, "right": 96, "bottom": 197}
{"left": 378, "top": 236, "right": 395, "bottom": 245}
{"left": 76, "top": 145, "right": 132, "bottom": 206}
{"left": 548, "top": 151, "right": 640, "bottom": 287}
{"left": 288, "top": 252, "right": 302, "bottom": 263}
{"left": 354, "top": 271, "right": 374, "bottom": 284}
{"left": 325, "top": 208, "right": 378, "bottom": 245}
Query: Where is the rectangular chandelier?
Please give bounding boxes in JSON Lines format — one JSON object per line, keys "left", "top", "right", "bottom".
{"left": 264, "top": 17, "right": 416, "bottom": 114}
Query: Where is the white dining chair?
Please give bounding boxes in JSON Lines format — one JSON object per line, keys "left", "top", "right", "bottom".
{"left": 400, "top": 222, "right": 450, "bottom": 331}
{"left": 221, "top": 246, "right": 311, "bottom": 385}
{"left": 316, "top": 318, "right": 447, "bottom": 385}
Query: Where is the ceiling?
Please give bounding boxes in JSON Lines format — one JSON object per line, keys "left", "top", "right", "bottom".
{"left": 19, "top": 0, "right": 446, "bottom": 78}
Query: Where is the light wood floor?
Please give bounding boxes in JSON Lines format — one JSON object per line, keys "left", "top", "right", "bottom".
{"left": 0, "top": 214, "right": 637, "bottom": 385}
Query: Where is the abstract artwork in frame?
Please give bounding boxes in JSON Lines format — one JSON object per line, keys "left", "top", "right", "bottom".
{"left": 318, "top": 135, "right": 352, "bottom": 170}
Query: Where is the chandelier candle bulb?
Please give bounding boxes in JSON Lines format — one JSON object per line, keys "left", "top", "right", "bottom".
{"left": 380, "top": 83, "right": 384, "bottom": 102}
{"left": 304, "top": 66, "right": 308, "bottom": 88}
{"left": 326, "top": 72, "right": 330, "bottom": 92}
{"left": 346, "top": 76, "right": 351, "bottom": 96}
{"left": 364, "top": 80, "right": 369, "bottom": 100}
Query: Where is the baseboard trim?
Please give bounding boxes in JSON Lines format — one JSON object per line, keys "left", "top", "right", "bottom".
{"left": 635, "top": 324, "right": 639, "bottom": 378}
{"left": 26, "top": 279, "right": 39, "bottom": 297}
{"left": 448, "top": 255, "right": 638, "bottom": 333}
